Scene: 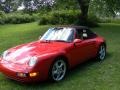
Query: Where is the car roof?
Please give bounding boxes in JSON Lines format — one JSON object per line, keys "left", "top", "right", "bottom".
{"left": 55, "top": 25, "right": 89, "bottom": 30}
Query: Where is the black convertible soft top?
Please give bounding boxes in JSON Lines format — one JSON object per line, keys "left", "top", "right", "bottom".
{"left": 55, "top": 25, "right": 89, "bottom": 30}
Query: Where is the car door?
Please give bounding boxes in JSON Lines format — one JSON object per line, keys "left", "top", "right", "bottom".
{"left": 78, "top": 38, "right": 96, "bottom": 60}
{"left": 82, "top": 29, "right": 97, "bottom": 59}
{"left": 69, "top": 29, "right": 97, "bottom": 66}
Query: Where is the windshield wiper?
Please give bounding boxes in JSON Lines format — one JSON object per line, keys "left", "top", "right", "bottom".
{"left": 40, "top": 40, "right": 51, "bottom": 43}
{"left": 54, "top": 40, "right": 67, "bottom": 42}
{"left": 41, "top": 40, "right": 67, "bottom": 43}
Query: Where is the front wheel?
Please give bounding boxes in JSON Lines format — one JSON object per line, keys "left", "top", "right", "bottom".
{"left": 50, "top": 58, "right": 67, "bottom": 82}
{"left": 97, "top": 44, "right": 106, "bottom": 61}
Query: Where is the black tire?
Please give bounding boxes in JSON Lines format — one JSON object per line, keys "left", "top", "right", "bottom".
{"left": 49, "top": 58, "right": 67, "bottom": 82}
{"left": 97, "top": 44, "right": 106, "bottom": 61}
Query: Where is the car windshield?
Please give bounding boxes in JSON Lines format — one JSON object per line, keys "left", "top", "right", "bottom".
{"left": 40, "top": 28, "right": 74, "bottom": 42}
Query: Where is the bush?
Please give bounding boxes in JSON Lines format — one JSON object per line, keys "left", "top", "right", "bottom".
{"left": 39, "top": 10, "right": 80, "bottom": 25}
{"left": 38, "top": 10, "right": 100, "bottom": 27}
{"left": 100, "top": 18, "right": 120, "bottom": 24}
{"left": 0, "top": 17, "right": 5, "bottom": 24}
{"left": 0, "top": 11, "right": 6, "bottom": 24}
{"left": 0, "top": 11, "right": 6, "bottom": 17}
{"left": 0, "top": 12, "right": 37, "bottom": 25}
{"left": 5, "top": 13, "right": 36, "bottom": 24}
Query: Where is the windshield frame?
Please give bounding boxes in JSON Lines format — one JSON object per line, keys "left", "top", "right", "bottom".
{"left": 40, "top": 27, "right": 75, "bottom": 43}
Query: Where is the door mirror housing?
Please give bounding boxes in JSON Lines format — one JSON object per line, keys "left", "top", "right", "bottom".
{"left": 73, "top": 39, "right": 82, "bottom": 43}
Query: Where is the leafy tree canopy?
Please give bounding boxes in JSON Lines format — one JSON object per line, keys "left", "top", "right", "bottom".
{"left": 0, "top": 0, "right": 119, "bottom": 17}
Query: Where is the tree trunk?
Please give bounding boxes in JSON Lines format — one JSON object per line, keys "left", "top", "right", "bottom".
{"left": 77, "top": 0, "right": 90, "bottom": 20}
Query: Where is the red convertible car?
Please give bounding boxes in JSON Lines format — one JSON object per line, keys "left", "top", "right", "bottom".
{"left": 0, "top": 26, "right": 106, "bottom": 82}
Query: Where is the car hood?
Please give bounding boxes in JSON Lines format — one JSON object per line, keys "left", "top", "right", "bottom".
{"left": 4, "top": 41, "right": 70, "bottom": 64}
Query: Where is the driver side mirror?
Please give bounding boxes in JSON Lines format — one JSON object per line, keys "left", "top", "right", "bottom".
{"left": 73, "top": 39, "right": 82, "bottom": 43}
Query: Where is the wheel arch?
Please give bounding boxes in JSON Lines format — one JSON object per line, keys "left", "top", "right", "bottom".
{"left": 98, "top": 41, "right": 107, "bottom": 49}
{"left": 54, "top": 55, "right": 70, "bottom": 69}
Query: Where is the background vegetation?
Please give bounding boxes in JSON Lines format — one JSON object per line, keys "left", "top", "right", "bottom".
{"left": 0, "top": 0, "right": 120, "bottom": 26}
{"left": 0, "top": 11, "right": 37, "bottom": 24}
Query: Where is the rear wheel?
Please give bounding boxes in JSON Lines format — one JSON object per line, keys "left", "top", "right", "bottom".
{"left": 50, "top": 58, "right": 67, "bottom": 82}
{"left": 97, "top": 44, "right": 106, "bottom": 61}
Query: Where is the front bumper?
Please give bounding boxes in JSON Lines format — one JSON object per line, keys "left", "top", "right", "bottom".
{"left": 0, "top": 60, "right": 45, "bottom": 83}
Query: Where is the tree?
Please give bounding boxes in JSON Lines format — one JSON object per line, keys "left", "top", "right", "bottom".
{"left": 89, "top": 0, "right": 120, "bottom": 17}
{"left": 20, "top": 0, "right": 55, "bottom": 14}
{"left": 53, "top": 0, "right": 79, "bottom": 10}
{"left": 104, "top": 0, "right": 120, "bottom": 17}
{"left": 0, "top": 0, "right": 119, "bottom": 18}
{"left": 0, "top": 0, "right": 20, "bottom": 13}
{"left": 77, "top": 0, "right": 90, "bottom": 20}
{"left": 0, "top": 0, "right": 55, "bottom": 13}
{"left": 78, "top": 0, "right": 120, "bottom": 18}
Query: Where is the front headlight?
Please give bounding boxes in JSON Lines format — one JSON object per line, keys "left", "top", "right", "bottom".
{"left": 28, "top": 56, "right": 37, "bottom": 67}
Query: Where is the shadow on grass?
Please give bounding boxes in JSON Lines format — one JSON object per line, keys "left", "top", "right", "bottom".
{"left": 6, "top": 52, "right": 113, "bottom": 89}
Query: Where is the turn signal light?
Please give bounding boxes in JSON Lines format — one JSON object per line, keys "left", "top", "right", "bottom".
{"left": 29, "top": 72, "right": 38, "bottom": 77}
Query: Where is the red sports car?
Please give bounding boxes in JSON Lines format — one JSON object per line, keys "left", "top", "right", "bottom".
{"left": 0, "top": 26, "right": 106, "bottom": 82}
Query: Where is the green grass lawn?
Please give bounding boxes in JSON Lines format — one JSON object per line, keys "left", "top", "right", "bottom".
{"left": 0, "top": 23, "right": 120, "bottom": 90}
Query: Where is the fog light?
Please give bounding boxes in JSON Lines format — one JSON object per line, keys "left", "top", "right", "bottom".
{"left": 17, "top": 72, "right": 27, "bottom": 77}
{"left": 29, "top": 72, "right": 38, "bottom": 77}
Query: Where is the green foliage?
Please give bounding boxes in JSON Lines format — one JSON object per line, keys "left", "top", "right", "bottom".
{"left": 100, "top": 18, "right": 120, "bottom": 24}
{"left": 0, "top": 13, "right": 37, "bottom": 24}
{"left": 0, "top": 0, "right": 20, "bottom": 13}
{"left": 89, "top": 0, "right": 120, "bottom": 17}
{"left": 5, "top": 14, "right": 35, "bottom": 24}
{"left": 39, "top": 10, "right": 80, "bottom": 25}
{"left": 0, "top": 11, "right": 6, "bottom": 24}
{"left": 0, "top": 17, "right": 5, "bottom": 24}
{"left": 53, "top": 0, "right": 79, "bottom": 10}
{"left": 0, "top": 11, "right": 6, "bottom": 17}
{"left": 39, "top": 11, "right": 99, "bottom": 27}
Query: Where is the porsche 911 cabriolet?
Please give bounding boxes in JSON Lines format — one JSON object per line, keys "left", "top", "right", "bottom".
{"left": 0, "top": 26, "right": 106, "bottom": 82}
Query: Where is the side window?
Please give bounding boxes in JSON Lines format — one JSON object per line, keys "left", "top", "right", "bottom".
{"left": 76, "top": 29, "right": 83, "bottom": 39}
{"left": 76, "top": 29, "right": 96, "bottom": 40}
{"left": 76, "top": 29, "right": 88, "bottom": 40}
{"left": 86, "top": 29, "right": 97, "bottom": 39}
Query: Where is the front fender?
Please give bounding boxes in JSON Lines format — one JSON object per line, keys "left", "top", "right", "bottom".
{"left": 29, "top": 51, "right": 68, "bottom": 80}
